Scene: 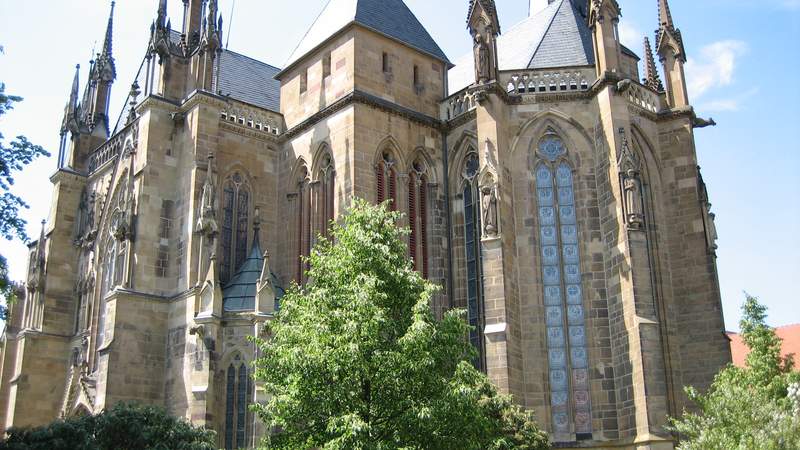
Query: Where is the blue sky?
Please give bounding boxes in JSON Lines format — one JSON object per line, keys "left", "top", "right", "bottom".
{"left": 0, "top": 0, "right": 798, "bottom": 331}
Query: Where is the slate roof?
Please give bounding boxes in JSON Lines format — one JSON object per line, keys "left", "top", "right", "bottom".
{"left": 222, "top": 238, "right": 285, "bottom": 312}
{"left": 449, "top": 0, "right": 605, "bottom": 94}
{"left": 282, "top": 0, "right": 450, "bottom": 76}
{"left": 216, "top": 50, "right": 281, "bottom": 112}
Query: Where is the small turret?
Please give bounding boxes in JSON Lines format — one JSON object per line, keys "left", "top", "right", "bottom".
{"left": 57, "top": 64, "right": 81, "bottom": 168}
{"left": 467, "top": 0, "right": 501, "bottom": 85}
{"left": 86, "top": 1, "right": 117, "bottom": 136}
{"left": 655, "top": 0, "right": 689, "bottom": 107}
{"left": 642, "top": 37, "right": 664, "bottom": 92}
{"left": 588, "top": 0, "right": 623, "bottom": 76}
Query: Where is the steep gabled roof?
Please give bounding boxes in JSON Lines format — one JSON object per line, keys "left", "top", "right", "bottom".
{"left": 449, "top": 0, "right": 597, "bottom": 94}
{"left": 281, "top": 0, "right": 450, "bottom": 76}
{"left": 216, "top": 50, "right": 281, "bottom": 112}
{"left": 222, "top": 238, "right": 285, "bottom": 312}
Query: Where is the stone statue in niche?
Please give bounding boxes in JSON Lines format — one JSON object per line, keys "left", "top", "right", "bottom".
{"left": 196, "top": 155, "right": 219, "bottom": 239}
{"left": 474, "top": 33, "right": 490, "bottom": 84}
{"left": 706, "top": 203, "right": 719, "bottom": 252}
{"left": 481, "top": 184, "right": 499, "bottom": 238}
{"left": 623, "top": 169, "right": 644, "bottom": 229}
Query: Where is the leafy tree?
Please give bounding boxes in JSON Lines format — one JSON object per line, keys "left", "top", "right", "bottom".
{"left": 0, "top": 51, "right": 51, "bottom": 318}
{"left": 253, "top": 199, "right": 549, "bottom": 450}
{"left": 0, "top": 402, "right": 217, "bottom": 450}
{"left": 669, "top": 295, "right": 800, "bottom": 450}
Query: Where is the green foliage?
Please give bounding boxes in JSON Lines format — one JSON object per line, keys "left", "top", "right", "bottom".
{"left": 254, "top": 199, "right": 549, "bottom": 450}
{"left": 0, "top": 402, "right": 216, "bottom": 450}
{"left": 0, "top": 73, "right": 51, "bottom": 318}
{"left": 669, "top": 295, "right": 800, "bottom": 450}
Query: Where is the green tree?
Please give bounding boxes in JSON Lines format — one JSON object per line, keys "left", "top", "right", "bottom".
{"left": 669, "top": 295, "right": 800, "bottom": 450}
{"left": 0, "top": 51, "right": 51, "bottom": 318}
{"left": 253, "top": 199, "right": 548, "bottom": 450}
{"left": 0, "top": 402, "right": 217, "bottom": 450}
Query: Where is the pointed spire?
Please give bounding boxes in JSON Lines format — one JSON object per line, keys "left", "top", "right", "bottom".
{"left": 157, "top": 0, "right": 168, "bottom": 28}
{"left": 643, "top": 37, "right": 664, "bottom": 92}
{"left": 68, "top": 64, "right": 80, "bottom": 114}
{"left": 659, "top": 0, "right": 674, "bottom": 29}
{"left": 101, "top": 1, "right": 115, "bottom": 59}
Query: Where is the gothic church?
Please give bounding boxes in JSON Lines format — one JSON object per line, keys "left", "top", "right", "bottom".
{"left": 0, "top": 0, "right": 731, "bottom": 448}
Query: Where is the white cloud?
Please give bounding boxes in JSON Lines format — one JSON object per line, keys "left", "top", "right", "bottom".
{"left": 685, "top": 40, "right": 748, "bottom": 99}
{"left": 698, "top": 87, "right": 759, "bottom": 113}
{"left": 618, "top": 21, "right": 644, "bottom": 52}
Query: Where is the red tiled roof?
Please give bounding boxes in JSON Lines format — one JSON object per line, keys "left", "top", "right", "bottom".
{"left": 727, "top": 324, "right": 800, "bottom": 370}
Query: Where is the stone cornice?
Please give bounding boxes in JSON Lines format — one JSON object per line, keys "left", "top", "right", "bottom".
{"left": 284, "top": 90, "right": 443, "bottom": 139}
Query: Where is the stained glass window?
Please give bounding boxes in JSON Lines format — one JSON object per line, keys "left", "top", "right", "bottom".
{"left": 225, "top": 365, "right": 235, "bottom": 450}
{"left": 463, "top": 153, "right": 485, "bottom": 372}
{"left": 409, "top": 160, "right": 429, "bottom": 278}
{"left": 236, "top": 363, "right": 248, "bottom": 446}
{"left": 318, "top": 154, "right": 335, "bottom": 239}
{"left": 220, "top": 173, "right": 250, "bottom": 284}
{"left": 535, "top": 136, "right": 592, "bottom": 439}
{"left": 376, "top": 151, "right": 397, "bottom": 209}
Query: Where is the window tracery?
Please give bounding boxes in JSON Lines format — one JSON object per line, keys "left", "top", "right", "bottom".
{"left": 295, "top": 165, "right": 311, "bottom": 283}
{"left": 376, "top": 150, "right": 398, "bottom": 210}
{"left": 534, "top": 131, "right": 592, "bottom": 438}
{"left": 220, "top": 172, "right": 251, "bottom": 284}
{"left": 408, "top": 158, "right": 429, "bottom": 278}
{"left": 462, "top": 152, "right": 485, "bottom": 372}
{"left": 316, "top": 152, "right": 335, "bottom": 239}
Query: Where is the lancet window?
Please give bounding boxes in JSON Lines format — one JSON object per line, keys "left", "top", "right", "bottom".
{"left": 224, "top": 357, "right": 252, "bottom": 450}
{"left": 534, "top": 132, "right": 592, "bottom": 438}
{"left": 295, "top": 165, "right": 311, "bottom": 283}
{"left": 316, "top": 152, "right": 336, "bottom": 239}
{"left": 408, "top": 158, "right": 429, "bottom": 278}
{"left": 220, "top": 172, "right": 251, "bottom": 284}
{"left": 462, "top": 152, "right": 485, "bottom": 372}
{"left": 376, "top": 150, "right": 398, "bottom": 209}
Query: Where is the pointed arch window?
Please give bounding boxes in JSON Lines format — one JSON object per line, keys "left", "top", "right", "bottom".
{"left": 295, "top": 166, "right": 311, "bottom": 284}
{"left": 221, "top": 172, "right": 250, "bottom": 284}
{"left": 376, "top": 150, "right": 398, "bottom": 210}
{"left": 534, "top": 132, "right": 592, "bottom": 439}
{"left": 408, "top": 158, "right": 429, "bottom": 278}
{"left": 462, "top": 152, "right": 485, "bottom": 372}
{"left": 225, "top": 357, "right": 252, "bottom": 450}
{"left": 316, "top": 152, "right": 336, "bottom": 239}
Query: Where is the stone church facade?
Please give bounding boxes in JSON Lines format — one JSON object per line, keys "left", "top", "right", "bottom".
{"left": 0, "top": 0, "right": 731, "bottom": 448}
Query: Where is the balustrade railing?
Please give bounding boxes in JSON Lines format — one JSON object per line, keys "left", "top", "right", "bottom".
{"left": 502, "top": 68, "right": 596, "bottom": 96}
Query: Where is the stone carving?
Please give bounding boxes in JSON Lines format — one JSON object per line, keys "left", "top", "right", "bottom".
{"left": 706, "top": 203, "right": 718, "bottom": 252}
{"left": 481, "top": 184, "right": 498, "bottom": 238}
{"left": 474, "top": 33, "right": 490, "bottom": 84}
{"left": 197, "top": 156, "right": 219, "bottom": 238}
{"left": 623, "top": 169, "right": 644, "bottom": 229}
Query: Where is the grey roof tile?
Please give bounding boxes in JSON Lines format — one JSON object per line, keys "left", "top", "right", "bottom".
{"left": 284, "top": 0, "right": 449, "bottom": 74}
{"left": 449, "top": 0, "right": 597, "bottom": 94}
{"left": 223, "top": 238, "right": 285, "bottom": 312}
{"left": 216, "top": 50, "right": 281, "bottom": 112}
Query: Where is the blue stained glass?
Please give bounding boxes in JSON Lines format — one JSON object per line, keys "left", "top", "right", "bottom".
{"left": 546, "top": 306, "right": 563, "bottom": 327}
{"left": 564, "top": 264, "right": 581, "bottom": 284}
{"left": 545, "top": 286, "right": 562, "bottom": 306}
{"left": 537, "top": 188, "right": 554, "bottom": 206}
{"left": 571, "top": 347, "right": 588, "bottom": 368}
{"left": 539, "top": 137, "right": 566, "bottom": 161}
{"left": 552, "top": 390, "right": 569, "bottom": 406}
{"left": 556, "top": 164, "right": 573, "bottom": 187}
{"left": 539, "top": 207, "right": 556, "bottom": 226}
{"left": 561, "top": 225, "right": 578, "bottom": 244}
{"left": 549, "top": 349, "right": 567, "bottom": 368}
{"left": 540, "top": 226, "right": 557, "bottom": 245}
{"left": 550, "top": 369, "right": 568, "bottom": 390}
{"left": 566, "top": 284, "right": 583, "bottom": 305}
{"left": 536, "top": 166, "right": 553, "bottom": 187}
{"left": 569, "top": 326, "right": 587, "bottom": 347}
{"left": 558, "top": 186, "right": 574, "bottom": 206}
{"left": 543, "top": 266, "right": 560, "bottom": 285}
{"left": 547, "top": 327, "right": 565, "bottom": 347}
{"left": 563, "top": 244, "right": 579, "bottom": 264}
{"left": 542, "top": 246, "right": 559, "bottom": 266}
{"left": 567, "top": 305, "right": 584, "bottom": 325}
{"left": 553, "top": 412, "right": 570, "bottom": 432}
{"left": 559, "top": 206, "right": 577, "bottom": 225}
